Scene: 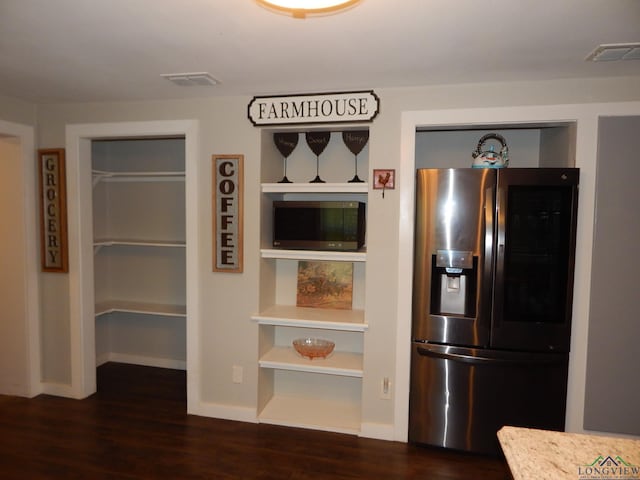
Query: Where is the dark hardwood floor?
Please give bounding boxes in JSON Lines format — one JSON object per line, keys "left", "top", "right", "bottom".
{"left": 0, "top": 363, "right": 511, "bottom": 479}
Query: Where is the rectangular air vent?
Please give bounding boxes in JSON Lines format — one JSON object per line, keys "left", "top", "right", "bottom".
{"left": 586, "top": 43, "right": 640, "bottom": 62}
{"left": 161, "top": 72, "right": 220, "bottom": 86}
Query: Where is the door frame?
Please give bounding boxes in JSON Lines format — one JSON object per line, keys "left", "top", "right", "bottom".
{"left": 395, "top": 102, "right": 640, "bottom": 440}
{"left": 65, "top": 120, "right": 200, "bottom": 404}
{"left": 0, "top": 119, "right": 41, "bottom": 397}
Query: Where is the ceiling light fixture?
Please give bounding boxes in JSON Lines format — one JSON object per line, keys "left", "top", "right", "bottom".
{"left": 257, "top": 0, "right": 360, "bottom": 18}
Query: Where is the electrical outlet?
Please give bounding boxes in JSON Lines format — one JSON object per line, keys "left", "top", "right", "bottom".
{"left": 381, "top": 377, "right": 391, "bottom": 400}
{"left": 232, "top": 365, "right": 243, "bottom": 384}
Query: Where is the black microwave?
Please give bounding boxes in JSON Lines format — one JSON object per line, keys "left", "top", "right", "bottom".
{"left": 273, "top": 201, "right": 366, "bottom": 251}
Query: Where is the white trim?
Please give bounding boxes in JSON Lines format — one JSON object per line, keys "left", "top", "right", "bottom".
{"left": 393, "top": 113, "right": 418, "bottom": 442}
{"left": 65, "top": 120, "right": 200, "bottom": 403}
{"left": 395, "top": 101, "right": 640, "bottom": 441}
{"left": 96, "top": 352, "right": 110, "bottom": 367}
{"left": 359, "top": 422, "right": 395, "bottom": 441}
{"left": 189, "top": 402, "right": 258, "bottom": 424}
{"left": 0, "top": 119, "right": 41, "bottom": 398}
{"left": 260, "top": 248, "right": 366, "bottom": 262}
{"left": 97, "top": 353, "right": 186, "bottom": 371}
{"left": 184, "top": 122, "right": 201, "bottom": 414}
{"left": 41, "top": 382, "right": 76, "bottom": 398}
{"left": 261, "top": 182, "right": 368, "bottom": 193}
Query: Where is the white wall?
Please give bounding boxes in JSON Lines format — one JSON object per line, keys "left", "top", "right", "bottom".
{"left": 415, "top": 128, "right": 541, "bottom": 169}
{"left": 0, "top": 95, "right": 37, "bottom": 126}
{"left": 31, "top": 75, "right": 640, "bottom": 439}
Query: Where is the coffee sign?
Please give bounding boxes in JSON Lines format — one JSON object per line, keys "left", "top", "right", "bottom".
{"left": 248, "top": 90, "right": 379, "bottom": 126}
{"left": 212, "top": 154, "right": 244, "bottom": 273}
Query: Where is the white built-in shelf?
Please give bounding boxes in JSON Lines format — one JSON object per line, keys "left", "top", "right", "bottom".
{"left": 252, "top": 305, "right": 367, "bottom": 332}
{"left": 94, "top": 238, "right": 186, "bottom": 248}
{"left": 260, "top": 248, "right": 366, "bottom": 262}
{"left": 92, "top": 169, "right": 185, "bottom": 186}
{"left": 95, "top": 300, "right": 186, "bottom": 318}
{"left": 258, "top": 395, "right": 361, "bottom": 435}
{"left": 261, "top": 182, "right": 368, "bottom": 194}
{"left": 259, "top": 346, "right": 363, "bottom": 377}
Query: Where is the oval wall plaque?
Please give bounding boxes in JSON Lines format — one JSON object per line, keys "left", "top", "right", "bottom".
{"left": 248, "top": 90, "right": 380, "bottom": 126}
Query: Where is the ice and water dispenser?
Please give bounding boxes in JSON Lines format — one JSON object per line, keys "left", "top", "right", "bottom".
{"left": 429, "top": 250, "right": 477, "bottom": 319}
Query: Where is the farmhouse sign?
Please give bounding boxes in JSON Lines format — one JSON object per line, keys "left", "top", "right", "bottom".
{"left": 248, "top": 90, "right": 379, "bottom": 126}
{"left": 212, "top": 154, "right": 244, "bottom": 273}
{"left": 38, "top": 148, "right": 68, "bottom": 272}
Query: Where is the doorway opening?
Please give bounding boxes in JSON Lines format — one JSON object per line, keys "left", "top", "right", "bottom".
{"left": 92, "top": 137, "right": 187, "bottom": 384}
{"left": 65, "top": 120, "right": 200, "bottom": 408}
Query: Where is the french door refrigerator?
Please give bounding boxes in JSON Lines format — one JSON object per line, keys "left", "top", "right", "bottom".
{"left": 409, "top": 168, "right": 579, "bottom": 455}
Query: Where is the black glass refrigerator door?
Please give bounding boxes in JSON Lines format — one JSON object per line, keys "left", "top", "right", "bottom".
{"left": 491, "top": 168, "right": 579, "bottom": 352}
{"left": 409, "top": 342, "right": 568, "bottom": 455}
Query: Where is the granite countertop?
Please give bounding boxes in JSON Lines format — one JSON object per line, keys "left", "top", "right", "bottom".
{"left": 498, "top": 426, "right": 640, "bottom": 480}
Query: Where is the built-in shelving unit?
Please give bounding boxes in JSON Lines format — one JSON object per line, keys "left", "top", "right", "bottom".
{"left": 256, "top": 129, "right": 369, "bottom": 435}
{"left": 92, "top": 138, "right": 186, "bottom": 368}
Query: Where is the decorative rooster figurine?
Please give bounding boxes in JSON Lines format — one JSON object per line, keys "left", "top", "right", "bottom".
{"left": 378, "top": 171, "right": 391, "bottom": 198}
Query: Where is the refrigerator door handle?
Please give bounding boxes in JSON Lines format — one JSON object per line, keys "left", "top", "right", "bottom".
{"left": 482, "top": 185, "right": 496, "bottom": 331}
{"left": 485, "top": 186, "right": 494, "bottom": 246}
{"left": 495, "top": 185, "right": 507, "bottom": 252}
{"left": 484, "top": 186, "right": 495, "bottom": 263}
{"left": 416, "top": 345, "right": 566, "bottom": 366}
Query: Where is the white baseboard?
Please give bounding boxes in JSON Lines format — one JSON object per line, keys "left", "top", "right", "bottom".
{"left": 41, "top": 355, "right": 184, "bottom": 399}
{"left": 189, "top": 401, "right": 257, "bottom": 424}
{"left": 41, "top": 382, "right": 77, "bottom": 398}
{"left": 359, "top": 422, "right": 396, "bottom": 441}
{"left": 96, "top": 352, "right": 110, "bottom": 367}
{"left": 98, "top": 352, "right": 186, "bottom": 371}
{"left": 0, "top": 383, "right": 40, "bottom": 398}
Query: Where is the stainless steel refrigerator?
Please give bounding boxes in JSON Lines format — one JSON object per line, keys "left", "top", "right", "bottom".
{"left": 409, "top": 168, "right": 579, "bottom": 455}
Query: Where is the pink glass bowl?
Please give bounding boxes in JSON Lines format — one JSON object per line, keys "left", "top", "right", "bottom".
{"left": 292, "top": 338, "right": 335, "bottom": 360}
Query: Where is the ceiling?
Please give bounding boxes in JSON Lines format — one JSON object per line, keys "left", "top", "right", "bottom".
{"left": 0, "top": 0, "right": 639, "bottom": 104}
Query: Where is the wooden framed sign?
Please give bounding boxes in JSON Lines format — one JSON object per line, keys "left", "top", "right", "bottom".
{"left": 212, "top": 154, "right": 244, "bottom": 273}
{"left": 38, "top": 148, "right": 68, "bottom": 272}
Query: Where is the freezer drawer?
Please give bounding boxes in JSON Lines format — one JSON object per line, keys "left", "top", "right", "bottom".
{"left": 409, "top": 342, "right": 568, "bottom": 455}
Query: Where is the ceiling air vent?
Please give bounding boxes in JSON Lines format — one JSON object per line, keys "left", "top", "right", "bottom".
{"left": 585, "top": 43, "right": 640, "bottom": 62}
{"left": 161, "top": 72, "right": 220, "bottom": 86}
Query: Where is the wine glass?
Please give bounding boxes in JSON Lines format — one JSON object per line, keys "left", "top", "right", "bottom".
{"left": 342, "top": 130, "right": 369, "bottom": 183}
{"left": 305, "top": 131, "right": 331, "bottom": 183}
{"left": 273, "top": 132, "right": 299, "bottom": 183}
